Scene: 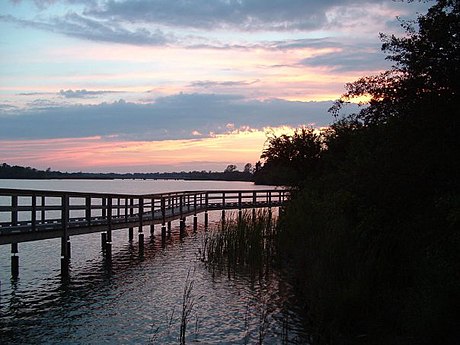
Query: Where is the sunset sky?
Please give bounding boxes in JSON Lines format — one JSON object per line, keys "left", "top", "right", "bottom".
{"left": 0, "top": 0, "right": 430, "bottom": 172}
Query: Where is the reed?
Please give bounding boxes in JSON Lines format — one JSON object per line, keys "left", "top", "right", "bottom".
{"left": 201, "top": 209, "right": 278, "bottom": 275}
{"left": 179, "top": 268, "right": 197, "bottom": 345}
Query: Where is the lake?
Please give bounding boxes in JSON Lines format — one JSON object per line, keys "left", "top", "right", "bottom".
{"left": 0, "top": 179, "right": 306, "bottom": 344}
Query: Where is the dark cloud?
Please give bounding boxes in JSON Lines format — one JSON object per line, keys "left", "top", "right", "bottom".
{"left": 26, "top": 99, "right": 62, "bottom": 107}
{"left": 0, "top": 93, "right": 346, "bottom": 141}
{"left": 300, "top": 43, "right": 391, "bottom": 72}
{"left": 0, "top": 13, "right": 175, "bottom": 46}
{"left": 55, "top": 12, "right": 174, "bottom": 45}
{"left": 0, "top": 104, "right": 18, "bottom": 111}
{"left": 17, "top": 91, "right": 52, "bottom": 96}
{"left": 190, "top": 80, "right": 260, "bottom": 88}
{"left": 59, "top": 89, "right": 123, "bottom": 98}
{"left": 86, "top": 0, "right": 381, "bottom": 31}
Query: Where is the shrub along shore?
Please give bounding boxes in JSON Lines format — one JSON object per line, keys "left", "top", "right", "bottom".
{"left": 252, "top": 1, "right": 459, "bottom": 344}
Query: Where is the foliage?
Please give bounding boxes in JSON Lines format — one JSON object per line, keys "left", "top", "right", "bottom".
{"left": 259, "top": 1, "right": 460, "bottom": 344}
{"left": 254, "top": 127, "right": 326, "bottom": 185}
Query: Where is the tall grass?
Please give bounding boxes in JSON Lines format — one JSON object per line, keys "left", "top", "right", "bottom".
{"left": 180, "top": 268, "right": 196, "bottom": 345}
{"left": 200, "top": 209, "right": 278, "bottom": 276}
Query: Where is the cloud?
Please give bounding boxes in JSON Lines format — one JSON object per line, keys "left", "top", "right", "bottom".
{"left": 0, "top": 93, "right": 346, "bottom": 141}
{"left": 26, "top": 99, "right": 62, "bottom": 107}
{"left": 0, "top": 104, "right": 18, "bottom": 111}
{"left": 86, "top": 0, "right": 392, "bottom": 32}
{"left": 189, "top": 80, "right": 260, "bottom": 88}
{"left": 2, "top": 1, "right": 431, "bottom": 48}
{"left": 0, "top": 12, "right": 175, "bottom": 46}
{"left": 59, "top": 89, "right": 123, "bottom": 99}
{"left": 300, "top": 43, "right": 390, "bottom": 72}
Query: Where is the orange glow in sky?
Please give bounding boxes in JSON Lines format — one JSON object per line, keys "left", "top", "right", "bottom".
{"left": 0, "top": 0, "right": 426, "bottom": 172}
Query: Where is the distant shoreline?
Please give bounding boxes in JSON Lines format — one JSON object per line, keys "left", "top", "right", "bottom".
{"left": 0, "top": 163, "right": 254, "bottom": 182}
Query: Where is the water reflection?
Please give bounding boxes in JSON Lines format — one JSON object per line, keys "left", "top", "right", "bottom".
{"left": 0, "top": 215, "right": 306, "bottom": 344}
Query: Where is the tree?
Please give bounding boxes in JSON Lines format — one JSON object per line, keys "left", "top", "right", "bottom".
{"left": 255, "top": 127, "right": 325, "bottom": 185}
{"left": 331, "top": 0, "right": 460, "bottom": 124}
{"left": 275, "top": 2, "right": 460, "bottom": 343}
{"left": 243, "top": 163, "right": 253, "bottom": 174}
{"left": 223, "top": 164, "right": 237, "bottom": 173}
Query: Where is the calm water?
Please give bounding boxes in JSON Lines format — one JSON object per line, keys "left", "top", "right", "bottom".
{"left": 0, "top": 180, "right": 306, "bottom": 344}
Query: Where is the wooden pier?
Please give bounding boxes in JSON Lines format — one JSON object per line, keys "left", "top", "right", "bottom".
{"left": 0, "top": 188, "right": 289, "bottom": 276}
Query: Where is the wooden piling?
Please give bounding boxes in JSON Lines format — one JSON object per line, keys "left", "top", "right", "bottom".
{"left": 61, "top": 195, "right": 70, "bottom": 277}
{"left": 180, "top": 217, "right": 186, "bottom": 234}
{"left": 101, "top": 232, "right": 107, "bottom": 250}
{"left": 11, "top": 243, "right": 18, "bottom": 278}
{"left": 106, "top": 197, "right": 112, "bottom": 259}
{"left": 139, "top": 233, "right": 144, "bottom": 254}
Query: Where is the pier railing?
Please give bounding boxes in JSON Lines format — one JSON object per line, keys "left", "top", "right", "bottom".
{"left": 0, "top": 188, "right": 289, "bottom": 245}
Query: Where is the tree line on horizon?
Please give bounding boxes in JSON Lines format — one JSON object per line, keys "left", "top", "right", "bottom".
{"left": 0, "top": 162, "right": 255, "bottom": 182}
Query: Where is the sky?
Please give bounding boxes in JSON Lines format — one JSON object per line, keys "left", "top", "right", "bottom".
{"left": 0, "top": 0, "right": 431, "bottom": 173}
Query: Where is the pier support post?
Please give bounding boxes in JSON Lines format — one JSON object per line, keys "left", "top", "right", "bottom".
{"left": 193, "top": 216, "right": 198, "bottom": 232}
{"left": 204, "top": 212, "right": 208, "bottom": 229}
{"left": 11, "top": 243, "right": 19, "bottom": 278}
{"left": 150, "top": 224, "right": 155, "bottom": 236}
{"left": 128, "top": 227, "right": 134, "bottom": 241}
{"left": 167, "top": 221, "right": 171, "bottom": 233}
{"left": 60, "top": 237, "right": 70, "bottom": 277}
{"left": 105, "top": 241, "right": 112, "bottom": 261}
{"left": 105, "top": 198, "right": 113, "bottom": 261}
{"left": 180, "top": 217, "right": 186, "bottom": 235}
{"left": 101, "top": 232, "right": 107, "bottom": 250}
{"left": 139, "top": 233, "right": 144, "bottom": 255}
{"left": 161, "top": 225, "right": 166, "bottom": 238}
{"left": 60, "top": 194, "right": 70, "bottom": 277}
{"left": 238, "top": 210, "right": 243, "bottom": 225}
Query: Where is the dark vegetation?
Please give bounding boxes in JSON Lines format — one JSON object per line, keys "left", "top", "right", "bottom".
{"left": 254, "top": 1, "right": 459, "bottom": 343}
{"left": 0, "top": 162, "right": 254, "bottom": 182}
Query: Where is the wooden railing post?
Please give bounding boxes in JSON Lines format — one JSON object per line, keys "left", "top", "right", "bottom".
{"left": 238, "top": 192, "right": 242, "bottom": 224}
{"left": 11, "top": 195, "right": 19, "bottom": 278}
{"left": 252, "top": 191, "right": 257, "bottom": 220}
{"left": 41, "top": 195, "right": 46, "bottom": 224}
{"left": 193, "top": 194, "right": 198, "bottom": 232}
{"left": 150, "top": 197, "right": 155, "bottom": 236}
{"left": 128, "top": 198, "right": 134, "bottom": 241}
{"left": 204, "top": 192, "right": 209, "bottom": 228}
{"left": 86, "top": 196, "right": 91, "bottom": 227}
{"left": 221, "top": 192, "right": 226, "bottom": 222}
{"left": 138, "top": 197, "right": 144, "bottom": 252}
{"left": 61, "top": 194, "right": 70, "bottom": 276}
{"left": 179, "top": 195, "right": 185, "bottom": 234}
{"left": 124, "top": 197, "right": 129, "bottom": 223}
{"left": 106, "top": 197, "right": 112, "bottom": 259}
{"left": 161, "top": 197, "right": 166, "bottom": 238}
{"left": 31, "top": 193, "right": 37, "bottom": 231}
{"left": 102, "top": 197, "right": 107, "bottom": 219}
{"left": 11, "top": 195, "right": 18, "bottom": 227}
